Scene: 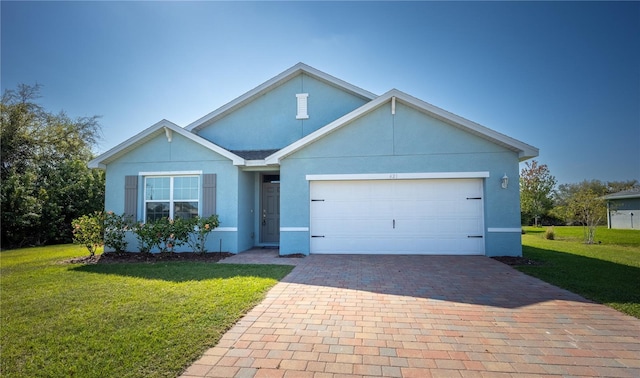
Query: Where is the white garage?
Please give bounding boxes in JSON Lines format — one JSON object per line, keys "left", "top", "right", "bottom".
{"left": 309, "top": 177, "right": 485, "bottom": 255}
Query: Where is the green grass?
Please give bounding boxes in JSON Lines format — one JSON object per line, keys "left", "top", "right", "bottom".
{"left": 520, "top": 226, "right": 640, "bottom": 318}
{"left": 0, "top": 245, "right": 294, "bottom": 378}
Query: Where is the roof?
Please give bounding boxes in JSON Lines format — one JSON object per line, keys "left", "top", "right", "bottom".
{"left": 603, "top": 188, "right": 640, "bottom": 200}
{"left": 90, "top": 64, "right": 538, "bottom": 170}
{"left": 231, "top": 149, "right": 280, "bottom": 160}
{"left": 88, "top": 120, "right": 245, "bottom": 169}
{"left": 186, "top": 63, "right": 377, "bottom": 133}
{"left": 265, "top": 89, "right": 539, "bottom": 165}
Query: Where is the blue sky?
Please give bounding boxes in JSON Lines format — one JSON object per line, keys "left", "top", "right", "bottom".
{"left": 2, "top": 1, "right": 639, "bottom": 185}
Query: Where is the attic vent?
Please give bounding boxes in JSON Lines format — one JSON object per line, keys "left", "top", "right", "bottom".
{"left": 296, "top": 93, "right": 309, "bottom": 119}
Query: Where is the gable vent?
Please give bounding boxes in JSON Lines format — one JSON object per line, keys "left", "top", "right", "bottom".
{"left": 296, "top": 93, "right": 309, "bottom": 119}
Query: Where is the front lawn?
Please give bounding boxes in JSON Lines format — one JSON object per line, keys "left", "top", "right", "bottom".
{"left": 520, "top": 226, "right": 640, "bottom": 318}
{"left": 0, "top": 245, "right": 293, "bottom": 377}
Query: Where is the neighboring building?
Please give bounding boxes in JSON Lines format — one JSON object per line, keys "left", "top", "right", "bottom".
{"left": 89, "top": 63, "right": 539, "bottom": 256}
{"left": 603, "top": 188, "right": 640, "bottom": 230}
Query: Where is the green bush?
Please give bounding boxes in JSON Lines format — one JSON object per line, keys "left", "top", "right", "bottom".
{"left": 545, "top": 226, "right": 555, "bottom": 240}
{"left": 72, "top": 212, "right": 104, "bottom": 256}
{"left": 132, "top": 215, "right": 218, "bottom": 253}
{"left": 133, "top": 221, "right": 157, "bottom": 253}
{"left": 184, "top": 215, "right": 220, "bottom": 254}
{"left": 103, "top": 212, "right": 132, "bottom": 252}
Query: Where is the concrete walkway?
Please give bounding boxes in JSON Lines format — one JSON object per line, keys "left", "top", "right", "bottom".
{"left": 181, "top": 250, "right": 640, "bottom": 377}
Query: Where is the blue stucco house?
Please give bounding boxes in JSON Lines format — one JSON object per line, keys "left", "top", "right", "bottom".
{"left": 89, "top": 63, "right": 538, "bottom": 256}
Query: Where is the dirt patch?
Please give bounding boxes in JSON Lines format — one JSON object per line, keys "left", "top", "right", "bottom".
{"left": 492, "top": 256, "right": 543, "bottom": 266}
{"left": 279, "top": 253, "right": 306, "bottom": 258}
{"left": 63, "top": 252, "right": 233, "bottom": 265}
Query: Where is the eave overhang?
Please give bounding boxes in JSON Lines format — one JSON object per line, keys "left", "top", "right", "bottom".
{"left": 88, "top": 120, "right": 245, "bottom": 169}
{"left": 265, "top": 89, "right": 539, "bottom": 165}
{"left": 186, "top": 62, "right": 377, "bottom": 133}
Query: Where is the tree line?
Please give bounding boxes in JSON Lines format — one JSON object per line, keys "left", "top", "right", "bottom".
{"left": 520, "top": 160, "right": 638, "bottom": 242}
{"left": 1, "top": 84, "right": 105, "bottom": 249}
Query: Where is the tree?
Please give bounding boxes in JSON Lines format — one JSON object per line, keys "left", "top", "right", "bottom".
{"left": 566, "top": 188, "right": 607, "bottom": 244}
{"left": 520, "top": 160, "right": 557, "bottom": 226}
{"left": 1, "top": 84, "right": 104, "bottom": 248}
{"left": 552, "top": 179, "right": 639, "bottom": 225}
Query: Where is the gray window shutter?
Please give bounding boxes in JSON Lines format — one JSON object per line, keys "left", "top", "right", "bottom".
{"left": 202, "top": 174, "right": 216, "bottom": 217}
{"left": 124, "top": 175, "right": 138, "bottom": 220}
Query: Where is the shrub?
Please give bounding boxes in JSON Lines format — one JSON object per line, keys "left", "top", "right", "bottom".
{"left": 134, "top": 222, "right": 157, "bottom": 254}
{"left": 103, "top": 212, "right": 132, "bottom": 252}
{"left": 184, "top": 215, "right": 220, "bottom": 254}
{"left": 133, "top": 216, "right": 209, "bottom": 253}
{"left": 72, "top": 212, "right": 104, "bottom": 256}
{"left": 153, "top": 217, "right": 191, "bottom": 253}
{"left": 544, "top": 226, "right": 555, "bottom": 240}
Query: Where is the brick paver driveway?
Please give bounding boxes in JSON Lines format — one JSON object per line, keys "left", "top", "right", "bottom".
{"left": 181, "top": 251, "right": 640, "bottom": 378}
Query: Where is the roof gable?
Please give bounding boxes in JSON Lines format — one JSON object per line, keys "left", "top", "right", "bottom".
{"left": 186, "top": 63, "right": 377, "bottom": 133}
{"left": 265, "top": 89, "right": 538, "bottom": 164}
{"left": 88, "top": 120, "right": 244, "bottom": 169}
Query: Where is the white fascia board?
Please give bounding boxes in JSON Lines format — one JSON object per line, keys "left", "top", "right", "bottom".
{"left": 88, "top": 119, "right": 178, "bottom": 169}
{"left": 88, "top": 120, "right": 245, "bottom": 169}
{"left": 265, "top": 94, "right": 390, "bottom": 164}
{"left": 186, "top": 63, "right": 376, "bottom": 132}
{"left": 170, "top": 125, "right": 245, "bottom": 165}
{"left": 306, "top": 172, "right": 490, "bottom": 181}
{"left": 298, "top": 63, "right": 377, "bottom": 100}
{"left": 266, "top": 89, "right": 538, "bottom": 165}
{"left": 390, "top": 90, "right": 539, "bottom": 161}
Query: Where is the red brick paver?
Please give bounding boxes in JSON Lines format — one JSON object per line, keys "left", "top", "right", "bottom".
{"left": 181, "top": 250, "right": 640, "bottom": 377}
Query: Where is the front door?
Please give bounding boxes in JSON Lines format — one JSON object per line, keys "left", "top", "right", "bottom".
{"left": 261, "top": 179, "right": 280, "bottom": 243}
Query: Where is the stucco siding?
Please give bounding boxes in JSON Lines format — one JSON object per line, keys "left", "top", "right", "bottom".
{"left": 103, "top": 132, "right": 242, "bottom": 253}
{"left": 279, "top": 103, "right": 522, "bottom": 256}
{"left": 195, "top": 73, "right": 369, "bottom": 151}
{"left": 237, "top": 171, "right": 257, "bottom": 252}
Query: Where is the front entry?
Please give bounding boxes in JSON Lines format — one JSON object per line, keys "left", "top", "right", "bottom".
{"left": 261, "top": 175, "right": 280, "bottom": 243}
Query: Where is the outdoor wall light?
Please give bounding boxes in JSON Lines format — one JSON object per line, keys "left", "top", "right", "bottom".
{"left": 501, "top": 174, "right": 509, "bottom": 189}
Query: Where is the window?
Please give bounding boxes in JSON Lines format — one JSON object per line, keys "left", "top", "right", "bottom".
{"left": 144, "top": 176, "right": 199, "bottom": 222}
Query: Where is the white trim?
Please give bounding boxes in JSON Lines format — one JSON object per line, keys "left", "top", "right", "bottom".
{"left": 186, "top": 63, "right": 376, "bottom": 132}
{"left": 139, "top": 170, "right": 203, "bottom": 176}
{"left": 266, "top": 89, "right": 538, "bottom": 164}
{"left": 143, "top": 175, "right": 200, "bottom": 221}
{"left": 88, "top": 120, "right": 245, "bottom": 168}
{"left": 213, "top": 227, "right": 238, "bottom": 232}
{"left": 244, "top": 160, "right": 268, "bottom": 167}
{"left": 306, "top": 172, "right": 490, "bottom": 181}
{"left": 487, "top": 228, "right": 522, "bottom": 233}
{"left": 280, "top": 227, "right": 309, "bottom": 232}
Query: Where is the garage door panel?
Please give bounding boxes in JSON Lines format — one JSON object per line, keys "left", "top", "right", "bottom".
{"left": 312, "top": 219, "right": 391, "bottom": 236}
{"left": 312, "top": 235, "right": 398, "bottom": 254}
{"left": 309, "top": 179, "right": 484, "bottom": 255}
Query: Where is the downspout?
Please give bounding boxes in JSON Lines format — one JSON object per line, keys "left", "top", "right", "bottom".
{"left": 606, "top": 201, "right": 611, "bottom": 229}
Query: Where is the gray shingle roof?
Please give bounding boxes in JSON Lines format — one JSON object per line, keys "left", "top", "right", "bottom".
{"left": 603, "top": 188, "right": 640, "bottom": 200}
{"left": 230, "top": 149, "right": 280, "bottom": 160}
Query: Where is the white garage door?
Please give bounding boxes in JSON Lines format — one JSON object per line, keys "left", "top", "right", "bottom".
{"left": 309, "top": 179, "right": 484, "bottom": 255}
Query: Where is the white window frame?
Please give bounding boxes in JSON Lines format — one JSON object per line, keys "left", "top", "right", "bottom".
{"left": 143, "top": 174, "right": 200, "bottom": 221}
